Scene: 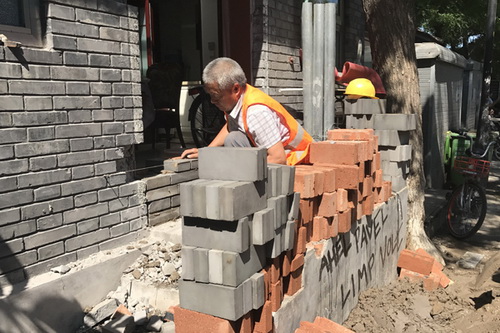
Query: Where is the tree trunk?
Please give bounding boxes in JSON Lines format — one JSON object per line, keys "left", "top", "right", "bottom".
{"left": 362, "top": 0, "right": 444, "bottom": 264}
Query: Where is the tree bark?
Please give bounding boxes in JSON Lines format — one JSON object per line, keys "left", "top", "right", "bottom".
{"left": 362, "top": 0, "right": 444, "bottom": 264}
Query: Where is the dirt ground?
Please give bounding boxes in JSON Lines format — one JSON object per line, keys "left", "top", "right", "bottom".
{"left": 344, "top": 162, "right": 500, "bottom": 333}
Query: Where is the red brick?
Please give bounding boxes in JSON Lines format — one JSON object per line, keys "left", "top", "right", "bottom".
{"left": 172, "top": 306, "right": 237, "bottom": 333}
{"left": 291, "top": 253, "right": 305, "bottom": 271}
{"left": 309, "top": 141, "right": 362, "bottom": 165}
{"left": 372, "top": 187, "right": 381, "bottom": 204}
{"left": 239, "top": 312, "right": 253, "bottom": 333}
{"left": 338, "top": 208, "right": 352, "bottom": 233}
{"left": 297, "top": 321, "right": 323, "bottom": 333}
{"left": 112, "top": 304, "right": 132, "bottom": 318}
{"left": 362, "top": 176, "right": 373, "bottom": 197}
{"left": 336, "top": 188, "right": 349, "bottom": 212}
{"left": 311, "top": 216, "right": 328, "bottom": 242}
{"left": 397, "top": 249, "right": 437, "bottom": 276}
{"left": 261, "top": 267, "right": 270, "bottom": 301}
{"left": 327, "top": 128, "right": 374, "bottom": 141}
{"left": 299, "top": 198, "right": 314, "bottom": 226}
{"left": 253, "top": 301, "right": 273, "bottom": 333}
{"left": 318, "top": 191, "right": 337, "bottom": 217}
{"left": 310, "top": 165, "right": 337, "bottom": 192}
{"left": 436, "top": 270, "right": 452, "bottom": 288}
{"left": 399, "top": 268, "right": 426, "bottom": 283}
{"left": 334, "top": 164, "right": 362, "bottom": 188}
{"left": 329, "top": 215, "right": 339, "bottom": 238}
{"left": 270, "top": 279, "right": 283, "bottom": 312}
{"left": 287, "top": 265, "right": 303, "bottom": 296}
{"left": 313, "top": 316, "right": 356, "bottom": 332}
{"left": 383, "top": 181, "right": 392, "bottom": 200}
{"left": 294, "top": 171, "right": 316, "bottom": 198}
{"left": 415, "top": 248, "right": 444, "bottom": 273}
{"left": 282, "top": 251, "right": 292, "bottom": 277}
{"left": 270, "top": 257, "right": 281, "bottom": 284}
{"left": 373, "top": 169, "right": 383, "bottom": 187}
{"left": 373, "top": 151, "right": 381, "bottom": 169}
{"left": 362, "top": 194, "right": 374, "bottom": 216}
{"left": 294, "top": 226, "right": 307, "bottom": 256}
{"left": 423, "top": 272, "right": 441, "bottom": 291}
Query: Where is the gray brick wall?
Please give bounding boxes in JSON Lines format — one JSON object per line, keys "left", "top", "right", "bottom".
{"left": 252, "top": 0, "right": 303, "bottom": 116}
{"left": 0, "top": 0, "right": 147, "bottom": 286}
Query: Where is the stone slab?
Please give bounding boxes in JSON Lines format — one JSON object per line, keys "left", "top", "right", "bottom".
{"left": 198, "top": 147, "right": 267, "bottom": 181}
{"left": 182, "top": 216, "right": 250, "bottom": 253}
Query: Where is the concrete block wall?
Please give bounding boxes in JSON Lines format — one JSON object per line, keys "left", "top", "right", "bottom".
{"left": 252, "top": 0, "right": 303, "bottom": 115}
{"left": 344, "top": 99, "right": 416, "bottom": 193}
{"left": 0, "top": 0, "right": 146, "bottom": 287}
{"left": 174, "top": 130, "right": 408, "bottom": 332}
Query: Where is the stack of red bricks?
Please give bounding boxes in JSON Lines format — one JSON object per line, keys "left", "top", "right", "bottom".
{"left": 397, "top": 248, "right": 451, "bottom": 290}
{"left": 294, "top": 129, "right": 392, "bottom": 244}
{"left": 295, "top": 317, "right": 355, "bottom": 332}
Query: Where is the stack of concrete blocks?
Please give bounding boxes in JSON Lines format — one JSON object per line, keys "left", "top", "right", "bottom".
{"left": 142, "top": 159, "right": 198, "bottom": 226}
{"left": 176, "top": 147, "right": 300, "bottom": 332}
{"left": 293, "top": 129, "right": 393, "bottom": 242}
{"left": 344, "top": 99, "right": 416, "bottom": 193}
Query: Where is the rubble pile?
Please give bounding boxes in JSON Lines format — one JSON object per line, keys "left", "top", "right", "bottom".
{"left": 76, "top": 240, "right": 182, "bottom": 333}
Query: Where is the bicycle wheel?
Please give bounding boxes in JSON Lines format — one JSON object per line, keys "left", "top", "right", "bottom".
{"left": 189, "top": 95, "right": 225, "bottom": 148}
{"left": 494, "top": 144, "right": 500, "bottom": 161}
{"left": 446, "top": 181, "right": 487, "bottom": 239}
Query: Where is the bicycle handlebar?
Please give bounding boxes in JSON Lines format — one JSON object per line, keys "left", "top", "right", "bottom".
{"left": 451, "top": 131, "right": 497, "bottom": 159}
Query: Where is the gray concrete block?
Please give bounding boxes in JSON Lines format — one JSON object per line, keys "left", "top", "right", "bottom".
{"left": 345, "top": 114, "right": 373, "bottom": 129}
{"left": 267, "top": 196, "right": 282, "bottom": 230}
{"left": 374, "top": 130, "right": 410, "bottom": 146}
{"left": 208, "top": 249, "right": 224, "bottom": 285}
{"left": 382, "top": 174, "right": 407, "bottom": 192}
{"left": 372, "top": 114, "right": 417, "bottom": 131}
{"left": 198, "top": 147, "right": 267, "bottom": 181}
{"left": 182, "top": 216, "right": 250, "bottom": 253}
{"left": 164, "top": 159, "right": 192, "bottom": 172}
{"left": 251, "top": 208, "right": 275, "bottom": 245}
{"left": 266, "top": 226, "right": 283, "bottom": 259}
{"left": 179, "top": 277, "right": 252, "bottom": 321}
{"left": 267, "top": 164, "right": 282, "bottom": 197}
{"left": 181, "top": 246, "right": 195, "bottom": 280}
{"left": 379, "top": 145, "right": 412, "bottom": 162}
{"left": 344, "top": 99, "right": 387, "bottom": 115}
{"left": 194, "top": 248, "right": 209, "bottom": 283}
{"left": 101, "top": 314, "right": 135, "bottom": 333}
{"left": 281, "top": 165, "right": 295, "bottom": 196}
{"left": 380, "top": 159, "right": 410, "bottom": 177}
{"left": 250, "top": 272, "right": 265, "bottom": 310}
{"left": 218, "top": 180, "right": 267, "bottom": 221}
{"left": 283, "top": 220, "right": 296, "bottom": 252}
{"left": 179, "top": 179, "right": 208, "bottom": 217}
{"left": 222, "top": 244, "right": 266, "bottom": 287}
{"left": 288, "top": 192, "right": 300, "bottom": 221}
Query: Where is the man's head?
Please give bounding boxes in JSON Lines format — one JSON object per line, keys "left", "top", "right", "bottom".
{"left": 202, "top": 57, "right": 247, "bottom": 112}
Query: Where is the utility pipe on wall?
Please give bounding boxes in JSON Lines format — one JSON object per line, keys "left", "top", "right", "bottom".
{"left": 312, "top": 1, "right": 325, "bottom": 141}
{"left": 323, "top": 1, "right": 337, "bottom": 135}
{"left": 302, "top": 1, "right": 313, "bottom": 134}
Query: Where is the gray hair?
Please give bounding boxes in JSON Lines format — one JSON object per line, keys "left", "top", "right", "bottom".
{"left": 202, "top": 57, "right": 247, "bottom": 90}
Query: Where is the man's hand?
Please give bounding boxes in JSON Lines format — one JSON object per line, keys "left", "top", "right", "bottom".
{"left": 180, "top": 148, "right": 199, "bottom": 159}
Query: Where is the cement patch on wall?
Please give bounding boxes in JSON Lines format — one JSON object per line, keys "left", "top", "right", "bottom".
{"left": 274, "top": 188, "right": 408, "bottom": 332}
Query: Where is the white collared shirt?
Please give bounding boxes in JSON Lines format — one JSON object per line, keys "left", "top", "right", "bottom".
{"left": 229, "top": 93, "right": 290, "bottom": 148}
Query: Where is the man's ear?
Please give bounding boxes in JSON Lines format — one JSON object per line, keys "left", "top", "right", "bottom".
{"left": 233, "top": 83, "right": 241, "bottom": 94}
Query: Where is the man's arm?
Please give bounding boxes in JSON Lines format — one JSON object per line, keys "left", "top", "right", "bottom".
{"left": 179, "top": 123, "right": 228, "bottom": 159}
{"left": 267, "top": 141, "right": 287, "bottom": 164}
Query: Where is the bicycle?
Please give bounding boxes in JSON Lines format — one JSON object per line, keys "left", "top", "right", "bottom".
{"left": 446, "top": 131, "right": 496, "bottom": 239}
{"left": 187, "top": 85, "right": 226, "bottom": 148}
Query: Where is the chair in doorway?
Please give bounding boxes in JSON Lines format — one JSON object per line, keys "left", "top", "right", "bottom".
{"left": 146, "top": 62, "right": 186, "bottom": 149}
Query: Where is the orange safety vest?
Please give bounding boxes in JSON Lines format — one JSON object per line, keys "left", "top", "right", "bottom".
{"left": 241, "top": 84, "right": 313, "bottom": 165}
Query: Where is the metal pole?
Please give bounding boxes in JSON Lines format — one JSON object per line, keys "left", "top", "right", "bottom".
{"left": 312, "top": 1, "right": 325, "bottom": 141}
{"left": 302, "top": 1, "right": 313, "bottom": 134}
{"left": 476, "top": 0, "right": 497, "bottom": 148}
{"left": 323, "top": 1, "right": 337, "bottom": 137}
